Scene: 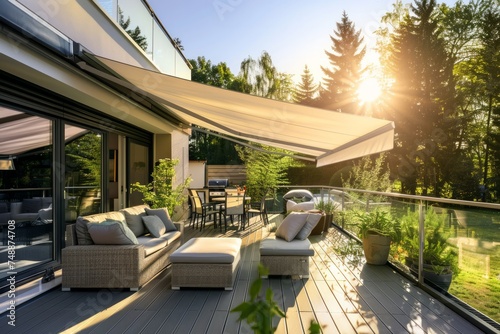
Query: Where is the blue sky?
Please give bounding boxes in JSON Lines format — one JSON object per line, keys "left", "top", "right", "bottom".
{"left": 148, "top": 0, "right": 456, "bottom": 83}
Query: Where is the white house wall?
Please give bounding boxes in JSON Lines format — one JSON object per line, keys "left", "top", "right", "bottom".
{"left": 7, "top": 0, "right": 192, "bottom": 163}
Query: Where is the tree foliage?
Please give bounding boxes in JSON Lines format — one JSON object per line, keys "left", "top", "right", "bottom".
{"left": 119, "top": 8, "right": 147, "bottom": 51}
{"left": 294, "top": 65, "right": 318, "bottom": 106}
{"left": 130, "top": 159, "right": 191, "bottom": 217}
{"left": 319, "top": 11, "right": 366, "bottom": 114}
{"left": 240, "top": 51, "right": 295, "bottom": 101}
{"left": 235, "top": 144, "right": 300, "bottom": 200}
{"left": 385, "top": 0, "right": 456, "bottom": 196}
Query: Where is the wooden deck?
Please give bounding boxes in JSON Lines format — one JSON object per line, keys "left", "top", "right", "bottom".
{"left": 0, "top": 218, "right": 486, "bottom": 334}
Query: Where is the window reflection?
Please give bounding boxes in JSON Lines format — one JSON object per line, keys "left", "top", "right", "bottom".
{"left": 65, "top": 127, "right": 102, "bottom": 221}
{"left": 0, "top": 109, "right": 53, "bottom": 280}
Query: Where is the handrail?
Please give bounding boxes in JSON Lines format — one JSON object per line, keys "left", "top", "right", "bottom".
{"left": 277, "top": 185, "right": 500, "bottom": 210}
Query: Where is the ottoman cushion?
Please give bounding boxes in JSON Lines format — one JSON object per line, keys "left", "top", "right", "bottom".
{"left": 170, "top": 237, "right": 241, "bottom": 263}
{"left": 260, "top": 236, "right": 314, "bottom": 256}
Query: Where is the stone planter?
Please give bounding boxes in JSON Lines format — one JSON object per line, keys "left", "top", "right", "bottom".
{"left": 362, "top": 233, "right": 391, "bottom": 265}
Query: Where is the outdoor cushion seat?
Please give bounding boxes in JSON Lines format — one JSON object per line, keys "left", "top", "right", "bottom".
{"left": 136, "top": 231, "right": 181, "bottom": 256}
{"left": 260, "top": 236, "right": 314, "bottom": 256}
{"left": 170, "top": 237, "right": 242, "bottom": 290}
{"left": 260, "top": 235, "right": 314, "bottom": 278}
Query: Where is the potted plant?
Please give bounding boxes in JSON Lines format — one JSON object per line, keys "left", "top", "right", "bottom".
{"left": 355, "top": 209, "right": 400, "bottom": 265}
{"left": 399, "top": 207, "right": 458, "bottom": 291}
{"left": 130, "top": 158, "right": 192, "bottom": 220}
{"left": 313, "top": 199, "right": 338, "bottom": 234}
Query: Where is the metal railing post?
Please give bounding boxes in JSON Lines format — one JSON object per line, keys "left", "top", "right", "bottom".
{"left": 418, "top": 200, "right": 425, "bottom": 285}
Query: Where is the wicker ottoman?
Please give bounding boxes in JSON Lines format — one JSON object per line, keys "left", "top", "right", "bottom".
{"left": 170, "top": 237, "right": 241, "bottom": 290}
{"left": 259, "top": 236, "right": 314, "bottom": 278}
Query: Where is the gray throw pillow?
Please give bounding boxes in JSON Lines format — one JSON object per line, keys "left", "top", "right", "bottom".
{"left": 295, "top": 213, "right": 322, "bottom": 240}
{"left": 275, "top": 212, "right": 308, "bottom": 242}
{"left": 87, "top": 220, "right": 138, "bottom": 245}
{"left": 142, "top": 215, "right": 166, "bottom": 237}
{"left": 145, "top": 207, "right": 176, "bottom": 232}
{"left": 120, "top": 206, "right": 147, "bottom": 236}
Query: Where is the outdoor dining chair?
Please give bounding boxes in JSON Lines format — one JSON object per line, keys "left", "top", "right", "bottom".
{"left": 219, "top": 192, "right": 246, "bottom": 232}
{"left": 246, "top": 194, "right": 268, "bottom": 226}
{"left": 189, "top": 189, "right": 219, "bottom": 230}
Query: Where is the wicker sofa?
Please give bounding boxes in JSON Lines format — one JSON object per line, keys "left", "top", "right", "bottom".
{"left": 62, "top": 204, "right": 184, "bottom": 291}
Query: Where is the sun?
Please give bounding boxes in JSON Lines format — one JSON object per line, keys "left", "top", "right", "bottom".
{"left": 357, "top": 77, "right": 382, "bottom": 104}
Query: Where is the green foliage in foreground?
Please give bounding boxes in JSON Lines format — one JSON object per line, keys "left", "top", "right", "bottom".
{"left": 231, "top": 264, "right": 321, "bottom": 333}
{"left": 231, "top": 264, "right": 285, "bottom": 333}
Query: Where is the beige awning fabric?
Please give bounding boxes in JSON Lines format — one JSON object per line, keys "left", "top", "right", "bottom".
{"left": 79, "top": 54, "right": 394, "bottom": 167}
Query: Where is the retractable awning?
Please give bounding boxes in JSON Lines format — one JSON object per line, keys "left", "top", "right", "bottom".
{"left": 78, "top": 53, "right": 394, "bottom": 167}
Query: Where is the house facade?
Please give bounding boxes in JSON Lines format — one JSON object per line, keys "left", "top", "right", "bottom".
{"left": 0, "top": 0, "right": 191, "bottom": 291}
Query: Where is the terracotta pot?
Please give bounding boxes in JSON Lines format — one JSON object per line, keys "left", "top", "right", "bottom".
{"left": 362, "top": 233, "right": 391, "bottom": 265}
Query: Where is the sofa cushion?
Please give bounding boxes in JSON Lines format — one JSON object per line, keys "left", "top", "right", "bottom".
{"left": 136, "top": 236, "right": 168, "bottom": 256}
{"left": 295, "top": 213, "right": 322, "bottom": 240}
{"left": 159, "top": 230, "right": 182, "bottom": 244}
{"left": 170, "top": 237, "right": 241, "bottom": 264}
{"left": 76, "top": 211, "right": 126, "bottom": 245}
{"left": 22, "top": 198, "right": 42, "bottom": 213}
{"left": 260, "top": 236, "right": 314, "bottom": 256}
{"left": 87, "top": 220, "right": 138, "bottom": 245}
{"left": 142, "top": 215, "right": 166, "bottom": 237}
{"left": 275, "top": 212, "right": 308, "bottom": 242}
{"left": 145, "top": 207, "right": 176, "bottom": 232}
{"left": 120, "top": 205, "right": 148, "bottom": 237}
{"left": 75, "top": 217, "right": 96, "bottom": 245}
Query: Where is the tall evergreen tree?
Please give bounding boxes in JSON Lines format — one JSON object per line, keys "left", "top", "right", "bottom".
{"left": 386, "top": 0, "right": 455, "bottom": 196}
{"left": 320, "top": 11, "right": 366, "bottom": 114}
{"left": 293, "top": 65, "right": 318, "bottom": 106}
{"left": 480, "top": 6, "right": 500, "bottom": 200}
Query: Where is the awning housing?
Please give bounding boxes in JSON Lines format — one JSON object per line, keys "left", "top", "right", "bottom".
{"left": 78, "top": 54, "right": 394, "bottom": 167}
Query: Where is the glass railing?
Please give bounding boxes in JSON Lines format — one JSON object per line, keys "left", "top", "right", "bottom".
{"left": 95, "top": 0, "right": 191, "bottom": 78}
{"left": 271, "top": 185, "right": 500, "bottom": 328}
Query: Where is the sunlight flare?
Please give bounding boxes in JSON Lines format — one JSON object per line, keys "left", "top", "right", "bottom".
{"left": 357, "top": 77, "right": 382, "bottom": 103}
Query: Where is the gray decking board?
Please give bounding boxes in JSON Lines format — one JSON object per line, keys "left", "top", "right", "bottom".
{"left": 0, "top": 218, "right": 487, "bottom": 334}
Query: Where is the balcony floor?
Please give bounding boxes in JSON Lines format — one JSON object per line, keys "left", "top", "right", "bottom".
{"left": 0, "top": 217, "right": 485, "bottom": 334}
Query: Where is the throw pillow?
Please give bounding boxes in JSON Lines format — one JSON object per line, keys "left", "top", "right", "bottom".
{"left": 145, "top": 207, "right": 176, "bottom": 232}
{"left": 120, "top": 206, "right": 147, "bottom": 237}
{"left": 275, "top": 212, "right": 308, "bottom": 242}
{"left": 286, "top": 200, "right": 315, "bottom": 212}
{"left": 295, "top": 213, "right": 322, "bottom": 240}
{"left": 87, "top": 220, "right": 138, "bottom": 245}
{"left": 142, "top": 215, "right": 166, "bottom": 237}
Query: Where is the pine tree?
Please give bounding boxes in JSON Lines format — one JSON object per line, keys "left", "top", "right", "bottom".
{"left": 387, "top": 0, "right": 455, "bottom": 196}
{"left": 319, "top": 11, "right": 366, "bottom": 114}
{"left": 293, "top": 65, "right": 318, "bottom": 106}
